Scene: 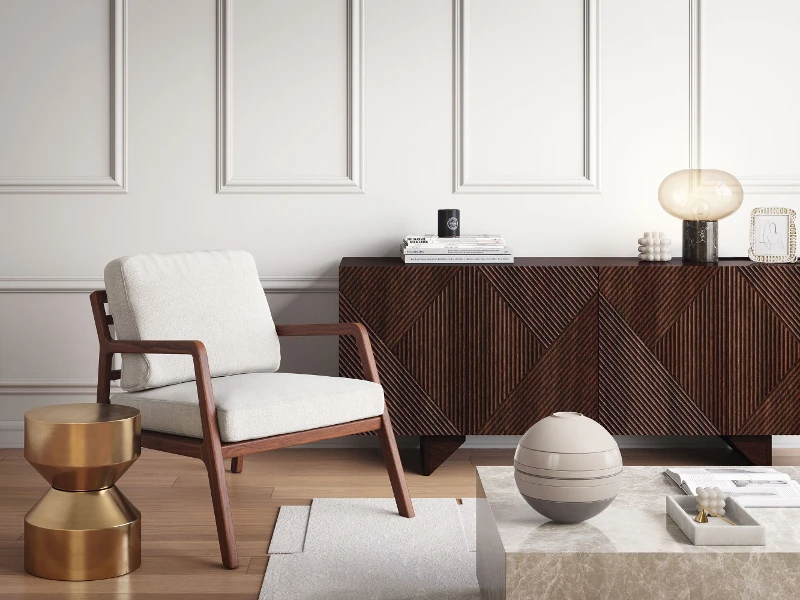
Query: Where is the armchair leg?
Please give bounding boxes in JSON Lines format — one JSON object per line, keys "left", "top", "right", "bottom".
{"left": 231, "top": 456, "right": 244, "bottom": 473}
{"left": 203, "top": 446, "right": 239, "bottom": 569}
{"left": 377, "top": 410, "right": 415, "bottom": 518}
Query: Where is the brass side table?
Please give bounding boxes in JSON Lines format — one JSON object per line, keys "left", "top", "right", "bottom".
{"left": 24, "top": 403, "right": 142, "bottom": 581}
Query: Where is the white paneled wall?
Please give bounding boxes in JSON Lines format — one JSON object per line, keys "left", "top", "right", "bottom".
{"left": 0, "top": 0, "right": 126, "bottom": 192}
{"left": 455, "top": 0, "right": 598, "bottom": 192}
{"left": 697, "top": 0, "right": 800, "bottom": 193}
{"left": 1, "top": 0, "right": 798, "bottom": 447}
{"left": 218, "top": 0, "right": 363, "bottom": 192}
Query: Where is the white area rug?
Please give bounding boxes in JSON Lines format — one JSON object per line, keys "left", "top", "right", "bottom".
{"left": 260, "top": 498, "right": 480, "bottom": 600}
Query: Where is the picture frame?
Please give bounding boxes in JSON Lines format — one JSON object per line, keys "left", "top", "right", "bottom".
{"left": 748, "top": 207, "right": 797, "bottom": 263}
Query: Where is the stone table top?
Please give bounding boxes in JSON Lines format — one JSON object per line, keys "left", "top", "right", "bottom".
{"left": 477, "top": 465, "right": 800, "bottom": 554}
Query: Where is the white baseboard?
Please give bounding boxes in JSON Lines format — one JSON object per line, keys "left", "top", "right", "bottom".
{"left": 0, "top": 421, "right": 24, "bottom": 448}
{"left": 773, "top": 436, "right": 800, "bottom": 449}
{"left": 1, "top": 424, "right": 796, "bottom": 451}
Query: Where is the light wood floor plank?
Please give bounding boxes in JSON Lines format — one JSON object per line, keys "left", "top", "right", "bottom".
{"left": 0, "top": 445, "right": 797, "bottom": 598}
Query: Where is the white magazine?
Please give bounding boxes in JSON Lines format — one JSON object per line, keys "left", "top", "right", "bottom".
{"left": 665, "top": 467, "right": 800, "bottom": 507}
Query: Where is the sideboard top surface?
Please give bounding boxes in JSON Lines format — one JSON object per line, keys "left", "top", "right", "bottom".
{"left": 340, "top": 257, "right": 789, "bottom": 268}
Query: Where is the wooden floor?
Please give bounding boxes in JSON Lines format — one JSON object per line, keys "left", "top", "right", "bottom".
{"left": 0, "top": 444, "right": 797, "bottom": 599}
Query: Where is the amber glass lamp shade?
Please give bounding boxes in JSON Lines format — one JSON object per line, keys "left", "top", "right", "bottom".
{"left": 658, "top": 169, "right": 743, "bottom": 221}
{"left": 658, "top": 169, "right": 743, "bottom": 263}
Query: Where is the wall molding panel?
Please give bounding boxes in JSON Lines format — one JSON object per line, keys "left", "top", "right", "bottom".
{"left": 216, "top": 0, "right": 364, "bottom": 194}
{"left": 690, "top": 0, "right": 800, "bottom": 194}
{"left": 0, "top": 0, "right": 127, "bottom": 194}
{"left": 0, "top": 380, "right": 120, "bottom": 397}
{"left": 0, "top": 276, "right": 339, "bottom": 294}
{"left": 453, "top": 0, "right": 600, "bottom": 194}
{"left": 0, "top": 382, "right": 119, "bottom": 448}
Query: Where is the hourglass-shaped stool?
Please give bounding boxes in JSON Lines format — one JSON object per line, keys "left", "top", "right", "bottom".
{"left": 24, "top": 403, "right": 142, "bottom": 581}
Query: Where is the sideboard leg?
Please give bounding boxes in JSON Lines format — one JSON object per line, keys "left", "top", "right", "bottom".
{"left": 420, "top": 435, "right": 466, "bottom": 476}
{"left": 722, "top": 435, "right": 772, "bottom": 466}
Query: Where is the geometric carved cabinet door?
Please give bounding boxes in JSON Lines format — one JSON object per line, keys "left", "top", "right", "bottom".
{"left": 339, "top": 259, "right": 599, "bottom": 436}
{"left": 341, "top": 258, "right": 800, "bottom": 471}
{"left": 599, "top": 263, "right": 800, "bottom": 436}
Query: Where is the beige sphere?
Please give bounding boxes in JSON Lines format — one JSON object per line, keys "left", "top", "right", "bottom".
{"left": 514, "top": 412, "right": 622, "bottom": 523}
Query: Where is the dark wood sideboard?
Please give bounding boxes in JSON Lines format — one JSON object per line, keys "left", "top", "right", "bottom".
{"left": 339, "top": 257, "right": 800, "bottom": 474}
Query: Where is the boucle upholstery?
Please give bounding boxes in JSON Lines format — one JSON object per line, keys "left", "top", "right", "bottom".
{"left": 110, "top": 372, "right": 385, "bottom": 442}
{"left": 104, "top": 250, "right": 280, "bottom": 391}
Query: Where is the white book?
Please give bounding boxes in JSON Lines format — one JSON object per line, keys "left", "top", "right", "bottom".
{"left": 405, "top": 240, "right": 506, "bottom": 247}
{"left": 402, "top": 254, "right": 514, "bottom": 264}
{"left": 403, "top": 245, "right": 512, "bottom": 255}
{"left": 405, "top": 245, "right": 506, "bottom": 251}
{"left": 405, "top": 234, "right": 505, "bottom": 245}
{"left": 665, "top": 467, "right": 800, "bottom": 507}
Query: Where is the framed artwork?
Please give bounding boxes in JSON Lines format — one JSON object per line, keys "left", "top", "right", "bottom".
{"left": 748, "top": 207, "right": 797, "bottom": 263}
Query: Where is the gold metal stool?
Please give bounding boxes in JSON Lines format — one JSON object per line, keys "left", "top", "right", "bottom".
{"left": 24, "top": 403, "right": 142, "bottom": 581}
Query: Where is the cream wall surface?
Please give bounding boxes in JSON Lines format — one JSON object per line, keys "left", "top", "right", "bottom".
{"left": 1, "top": 0, "right": 799, "bottom": 447}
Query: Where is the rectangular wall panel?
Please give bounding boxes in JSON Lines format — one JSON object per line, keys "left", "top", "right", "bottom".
{"left": 694, "top": 0, "right": 800, "bottom": 193}
{"left": 454, "top": 0, "right": 599, "bottom": 193}
{"left": 0, "top": 0, "right": 126, "bottom": 193}
{"left": 217, "top": 0, "right": 363, "bottom": 193}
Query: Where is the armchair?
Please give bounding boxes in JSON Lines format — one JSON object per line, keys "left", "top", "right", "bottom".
{"left": 90, "top": 251, "right": 413, "bottom": 570}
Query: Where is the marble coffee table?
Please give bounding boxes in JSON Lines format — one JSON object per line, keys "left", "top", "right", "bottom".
{"left": 477, "top": 466, "right": 800, "bottom": 599}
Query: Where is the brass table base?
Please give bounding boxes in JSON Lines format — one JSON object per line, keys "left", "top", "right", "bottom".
{"left": 24, "top": 403, "right": 142, "bottom": 581}
{"left": 24, "top": 487, "right": 141, "bottom": 581}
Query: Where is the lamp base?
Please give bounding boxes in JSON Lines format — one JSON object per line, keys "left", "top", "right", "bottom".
{"left": 682, "top": 220, "right": 718, "bottom": 263}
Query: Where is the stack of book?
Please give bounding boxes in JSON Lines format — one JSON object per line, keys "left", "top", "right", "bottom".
{"left": 402, "top": 234, "right": 513, "bottom": 264}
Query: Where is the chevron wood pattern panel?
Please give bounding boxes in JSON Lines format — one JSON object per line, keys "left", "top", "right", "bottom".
{"left": 479, "top": 296, "right": 598, "bottom": 434}
{"left": 340, "top": 259, "right": 800, "bottom": 464}
{"left": 339, "top": 259, "right": 598, "bottom": 437}
{"left": 739, "top": 264, "right": 800, "bottom": 339}
{"left": 338, "top": 264, "right": 459, "bottom": 347}
{"left": 598, "top": 296, "right": 719, "bottom": 436}
{"left": 734, "top": 264, "right": 800, "bottom": 435}
{"left": 654, "top": 268, "right": 799, "bottom": 433}
{"left": 599, "top": 265, "right": 718, "bottom": 349}
{"left": 478, "top": 265, "right": 598, "bottom": 347}
{"left": 395, "top": 268, "right": 544, "bottom": 433}
{"left": 340, "top": 295, "right": 460, "bottom": 436}
{"left": 600, "top": 263, "right": 800, "bottom": 436}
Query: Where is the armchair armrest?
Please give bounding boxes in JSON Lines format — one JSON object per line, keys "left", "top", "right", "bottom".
{"left": 106, "top": 338, "right": 207, "bottom": 357}
{"left": 106, "top": 339, "right": 218, "bottom": 429}
{"left": 89, "top": 290, "right": 223, "bottom": 462}
{"left": 275, "top": 322, "right": 366, "bottom": 338}
{"left": 275, "top": 323, "right": 379, "bottom": 383}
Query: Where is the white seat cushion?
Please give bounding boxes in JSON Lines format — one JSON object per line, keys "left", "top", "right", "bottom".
{"left": 104, "top": 250, "right": 281, "bottom": 392}
{"left": 110, "top": 372, "right": 384, "bottom": 442}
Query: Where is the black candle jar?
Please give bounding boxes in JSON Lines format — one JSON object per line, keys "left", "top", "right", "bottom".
{"left": 438, "top": 209, "right": 460, "bottom": 237}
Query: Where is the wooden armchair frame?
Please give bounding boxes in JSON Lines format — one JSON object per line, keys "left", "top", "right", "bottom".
{"left": 90, "top": 290, "right": 414, "bottom": 570}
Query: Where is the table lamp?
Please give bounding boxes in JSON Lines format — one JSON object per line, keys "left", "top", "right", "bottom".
{"left": 658, "top": 169, "right": 743, "bottom": 263}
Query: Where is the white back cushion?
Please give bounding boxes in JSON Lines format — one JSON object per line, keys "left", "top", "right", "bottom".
{"left": 104, "top": 250, "right": 280, "bottom": 391}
